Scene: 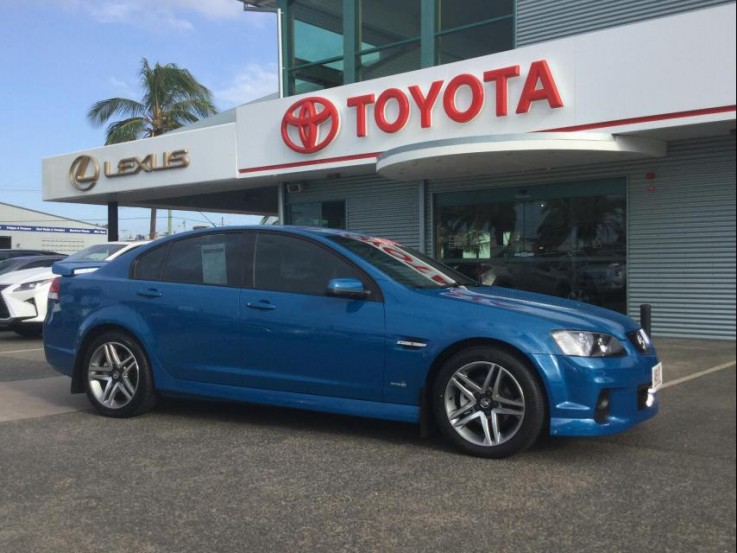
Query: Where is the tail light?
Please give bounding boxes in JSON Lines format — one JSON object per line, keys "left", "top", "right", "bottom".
{"left": 48, "top": 277, "right": 61, "bottom": 302}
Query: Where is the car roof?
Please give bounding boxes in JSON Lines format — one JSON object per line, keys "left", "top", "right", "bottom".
{"left": 164, "top": 225, "right": 368, "bottom": 240}
{"left": 0, "top": 249, "right": 61, "bottom": 260}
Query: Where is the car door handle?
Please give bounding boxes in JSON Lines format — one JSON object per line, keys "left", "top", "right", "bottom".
{"left": 137, "top": 289, "right": 162, "bottom": 298}
{"left": 246, "top": 301, "right": 277, "bottom": 311}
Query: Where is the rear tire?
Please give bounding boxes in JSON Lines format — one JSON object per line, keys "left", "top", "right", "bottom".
{"left": 432, "top": 346, "right": 546, "bottom": 458}
{"left": 82, "top": 331, "right": 157, "bottom": 418}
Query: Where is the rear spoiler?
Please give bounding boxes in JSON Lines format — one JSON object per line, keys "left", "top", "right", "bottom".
{"left": 52, "top": 261, "right": 106, "bottom": 277}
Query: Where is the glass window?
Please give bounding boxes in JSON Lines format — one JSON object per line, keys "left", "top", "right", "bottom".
{"left": 65, "top": 243, "right": 128, "bottom": 262}
{"left": 435, "top": 0, "right": 514, "bottom": 64}
{"left": 27, "top": 259, "right": 56, "bottom": 269}
{"left": 132, "top": 244, "right": 170, "bottom": 281}
{"left": 254, "top": 233, "right": 366, "bottom": 296}
{"left": 437, "top": 18, "right": 514, "bottom": 64}
{"left": 359, "top": 41, "right": 421, "bottom": 81}
{"left": 294, "top": 19, "right": 343, "bottom": 64}
{"left": 361, "top": 0, "right": 421, "bottom": 47}
{"left": 329, "top": 234, "right": 474, "bottom": 289}
{"left": 287, "top": 0, "right": 344, "bottom": 93}
{"left": 438, "top": 0, "right": 513, "bottom": 31}
{"left": 357, "top": 0, "right": 422, "bottom": 79}
{"left": 435, "top": 180, "right": 627, "bottom": 312}
{"left": 289, "top": 61, "right": 344, "bottom": 95}
{"left": 288, "top": 200, "right": 346, "bottom": 229}
{"left": 146, "top": 233, "right": 243, "bottom": 287}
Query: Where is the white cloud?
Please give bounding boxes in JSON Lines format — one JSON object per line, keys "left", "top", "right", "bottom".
{"left": 45, "top": 0, "right": 260, "bottom": 31}
{"left": 215, "top": 63, "right": 279, "bottom": 109}
{"left": 106, "top": 76, "right": 138, "bottom": 99}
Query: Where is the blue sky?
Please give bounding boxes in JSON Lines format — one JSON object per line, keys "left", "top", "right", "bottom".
{"left": 1, "top": 0, "right": 279, "bottom": 237}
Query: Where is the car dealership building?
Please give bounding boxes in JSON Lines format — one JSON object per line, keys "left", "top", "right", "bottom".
{"left": 42, "top": 1, "right": 735, "bottom": 339}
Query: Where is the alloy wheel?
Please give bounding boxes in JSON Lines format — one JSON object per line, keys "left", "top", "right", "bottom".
{"left": 442, "top": 360, "right": 526, "bottom": 447}
{"left": 87, "top": 341, "right": 140, "bottom": 410}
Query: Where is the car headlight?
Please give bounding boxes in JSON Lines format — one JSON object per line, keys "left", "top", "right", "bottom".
{"left": 13, "top": 278, "right": 54, "bottom": 292}
{"left": 551, "top": 330, "right": 625, "bottom": 357}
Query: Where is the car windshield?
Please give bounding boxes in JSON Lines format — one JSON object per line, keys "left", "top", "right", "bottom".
{"left": 328, "top": 233, "right": 476, "bottom": 289}
{"left": 65, "top": 243, "right": 128, "bottom": 262}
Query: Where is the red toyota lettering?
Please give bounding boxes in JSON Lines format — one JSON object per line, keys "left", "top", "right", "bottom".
{"left": 443, "top": 74, "right": 485, "bottom": 123}
{"left": 408, "top": 80, "right": 444, "bottom": 128}
{"left": 347, "top": 94, "right": 375, "bottom": 137}
{"left": 375, "top": 88, "right": 410, "bottom": 133}
{"left": 516, "top": 60, "right": 563, "bottom": 114}
{"left": 483, "top": 65, "right": 521, "bottom": 116}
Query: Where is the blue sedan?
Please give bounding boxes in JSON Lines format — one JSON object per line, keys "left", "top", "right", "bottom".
{"left": 44, "top": 226, "right": 660, "bottom": 458}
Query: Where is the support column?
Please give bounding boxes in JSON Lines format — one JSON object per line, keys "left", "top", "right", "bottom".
{"left": 107, "top": 202, "right": 119, "bottom": 242}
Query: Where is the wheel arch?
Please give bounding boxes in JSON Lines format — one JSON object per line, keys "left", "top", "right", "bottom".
{"left": 420, "top": 337, "right": 551, "bottom": 434}
{"left": 71, "top": 323, "right": 152, "bottom": 394}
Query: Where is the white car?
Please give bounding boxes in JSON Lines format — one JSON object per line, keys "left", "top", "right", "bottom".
{"left": 0, "top": 242, "right": 147, "bottom": 337}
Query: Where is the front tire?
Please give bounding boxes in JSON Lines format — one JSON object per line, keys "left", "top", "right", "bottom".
{"left": 432, "top": 346, "right": 546, "bottom": 458}
{"left": 82, "top": 331, "right": 157, "bottom": 418}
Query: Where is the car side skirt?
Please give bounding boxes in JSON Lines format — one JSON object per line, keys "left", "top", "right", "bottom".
{"left": 157, "top": 380, "right": 421, "bottom": 424}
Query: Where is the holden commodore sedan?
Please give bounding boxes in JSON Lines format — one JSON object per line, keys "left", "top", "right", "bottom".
{"left": 44, "top": 227, "right": 660, "bottom": 458}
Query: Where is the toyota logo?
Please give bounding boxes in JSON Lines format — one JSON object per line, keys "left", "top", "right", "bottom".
{"left": 281, "top": 97, "right": 340, "bottom": 154}
{"left": 69, "top": 155, "right": 100, "bottom": 191}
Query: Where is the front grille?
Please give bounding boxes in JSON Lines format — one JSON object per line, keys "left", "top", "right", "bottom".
{"left": 0, "top": 285, "right": 9, "bottom": 318}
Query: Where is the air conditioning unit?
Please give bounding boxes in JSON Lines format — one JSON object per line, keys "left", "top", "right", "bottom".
{"left": 286, "top": 183, "right": 303, "bottom": 193}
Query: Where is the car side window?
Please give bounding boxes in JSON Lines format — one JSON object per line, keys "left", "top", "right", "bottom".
{"left": 253, "top": 233, "right": 369, "bottom": 296}
{"left": 134, "top": 233, "right": 242, "bottom": 286}
{"left": 132, "top": 244, "right": 170, "bottom": 281}
{"left": 28, "top": 259, "right": 55, "bottom": 268}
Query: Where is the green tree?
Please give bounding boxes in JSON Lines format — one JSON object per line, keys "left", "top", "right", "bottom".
{"left": 87, "top": 58, "right": 217, "bottom": 238}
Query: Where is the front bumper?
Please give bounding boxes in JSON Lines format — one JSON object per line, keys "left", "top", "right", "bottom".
{"left": 0, "top": 284, "right": 49, "bottom": 326}
{"left": 533, "top": 352, "right": 660, "bottom": 437}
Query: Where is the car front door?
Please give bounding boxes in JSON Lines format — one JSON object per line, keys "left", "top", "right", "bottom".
{"left": 239, "top": 231, "right": 386, "bottom": 402}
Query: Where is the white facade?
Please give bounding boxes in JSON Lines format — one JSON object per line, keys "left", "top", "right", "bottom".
{"left": 0, "top": 202, "right": 107, "bottom": 254}
{"left": 42, "top": 4, "right": 735, "bottom": 206}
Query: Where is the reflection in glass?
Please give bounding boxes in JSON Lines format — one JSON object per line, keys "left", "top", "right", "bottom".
{"left": 361, "top": 0, "right": 421, "bottom": 47}
{"left": 437, "top": 18, "right": 514, "bottom": 63}
{"left": 435, "top": 181, "right": 627, "bottom": 312}
{"left": 288, "top": 0, "right": 344, "bottom": 93}
{"left": 360, "top": 41, "right": 421, "bottom": 81}
{"left": 438, "top": 0, "right": 514, "bottom": 31}
{"left": 288, "top": 200, "right": 346, "bottom": 229}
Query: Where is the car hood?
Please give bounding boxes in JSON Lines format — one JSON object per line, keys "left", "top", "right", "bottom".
{"left": 425, "top": 285, "right": 639, "bottom": 337}
{"left": 0, "top": 267, "right": 54, "bottom": 286}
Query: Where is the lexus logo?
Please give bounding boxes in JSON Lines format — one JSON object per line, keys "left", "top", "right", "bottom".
{"left": 281, "top": 97, "right": 340, "bottom": 154}
{"left": 69, "top": 155, "right": 100, "bottom": 191}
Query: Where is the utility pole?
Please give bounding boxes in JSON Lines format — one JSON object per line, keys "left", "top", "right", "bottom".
{"left": 149, "top": 208, "right": 157, "bottom": 239}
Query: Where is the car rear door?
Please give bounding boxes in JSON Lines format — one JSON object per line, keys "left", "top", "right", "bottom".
{"left": 130, "top": 232, "right": 244, "bottom": 387}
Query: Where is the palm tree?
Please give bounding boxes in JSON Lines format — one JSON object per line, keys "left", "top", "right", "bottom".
{"left": 87, "top": 58, "right": 217, "bottom": 238}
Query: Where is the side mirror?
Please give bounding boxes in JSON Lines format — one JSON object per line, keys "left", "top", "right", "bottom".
{"left": 327, "top": 278, "right": 370, "bottom": 299}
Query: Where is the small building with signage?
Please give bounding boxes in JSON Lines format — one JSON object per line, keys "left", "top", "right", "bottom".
{"left": 41, "top": 1, "right": 736, "bottom": 339}
{"left": 0, "top": 202, "right": 107, "bottom": 254}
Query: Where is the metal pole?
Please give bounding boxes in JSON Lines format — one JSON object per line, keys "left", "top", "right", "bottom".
{"left": 640, "top": 304, "right": 652, "bottom": 336}
{"left": 107, "top": 202, "right": 119, "bottom": 242}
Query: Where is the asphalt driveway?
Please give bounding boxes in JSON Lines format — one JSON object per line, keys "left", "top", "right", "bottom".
{"left": 0, "top": 332, "right": 734, "bottom": 553}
